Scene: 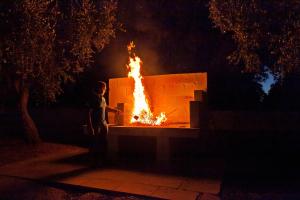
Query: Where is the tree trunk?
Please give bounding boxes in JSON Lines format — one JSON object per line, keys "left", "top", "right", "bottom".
{"left": 16, "top": 81, "right": 41, "bottom": 144}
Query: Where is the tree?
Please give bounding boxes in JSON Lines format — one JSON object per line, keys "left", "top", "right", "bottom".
{"left": 0, "top": 0, "right": 119, "bottom": 143}
{"left": 209, "top": 0, "right": 300, "bottom": 79}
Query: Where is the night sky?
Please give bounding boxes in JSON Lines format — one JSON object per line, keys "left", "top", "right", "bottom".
{"left": 94, "top": 0, "right": 233, "bottom": 79}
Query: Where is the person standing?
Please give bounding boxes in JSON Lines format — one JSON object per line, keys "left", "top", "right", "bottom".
{"left": 87, "top": 81, "right": 120, "bottom": 166}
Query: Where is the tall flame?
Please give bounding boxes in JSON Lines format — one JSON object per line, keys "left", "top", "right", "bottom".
{"left": 127, "top": 42, "right": 167, "bottom": 125}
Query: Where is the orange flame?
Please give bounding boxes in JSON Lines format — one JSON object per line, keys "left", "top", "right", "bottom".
{"left": 127, "top": 42, "right": 167, "bottom": 125}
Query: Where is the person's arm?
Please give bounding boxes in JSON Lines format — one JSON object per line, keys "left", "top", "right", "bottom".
{"left": 106, "top": 106, "right": 121, "bottom": 114}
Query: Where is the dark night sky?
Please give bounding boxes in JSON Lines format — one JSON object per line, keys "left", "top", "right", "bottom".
{"left": 94, "top": 0, "right": 233, "bottom": 80}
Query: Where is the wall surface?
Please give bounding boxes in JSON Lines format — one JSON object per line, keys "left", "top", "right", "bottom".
{"left": 108, "top": 72, "right": 207, "bottom": 126}
{"left": 1, "top": 108, "right": 300, "bottom": 158}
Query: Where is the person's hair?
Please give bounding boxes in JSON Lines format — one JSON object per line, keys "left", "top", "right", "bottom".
{"left": 95, "top": 81, "right": 106, "bottom": 92}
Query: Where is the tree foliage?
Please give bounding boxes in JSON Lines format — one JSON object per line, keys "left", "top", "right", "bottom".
{"left": 209, "top": 0, "right": 300, "bottom": 79}
{"left": 0, "top": 0, "right": 119, "bottom": 103}
{"left": 1, "top": 0, "right": 59, "bottom": 101}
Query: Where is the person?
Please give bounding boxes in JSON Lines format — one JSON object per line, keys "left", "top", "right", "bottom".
{"left": 87, "top": 81, "right": 120, "bottom": 166}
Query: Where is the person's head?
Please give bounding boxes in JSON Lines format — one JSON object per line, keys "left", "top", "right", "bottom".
{"left": 95, "top": 81, "right": 106, "bottom": 95}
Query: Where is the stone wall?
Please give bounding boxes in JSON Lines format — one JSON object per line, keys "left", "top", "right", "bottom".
{"left": 108, "top": 72, "right": 207, "bottom": 126}
{"left": 209, "top": 111, "right": 300, "bottom": 131}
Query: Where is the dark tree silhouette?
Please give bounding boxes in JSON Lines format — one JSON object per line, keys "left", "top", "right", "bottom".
{"left": 209, "top": 0, "right": 300, "bottom": 79}
{"left": 0, "top": 0, "right": 119, "bottom": 143}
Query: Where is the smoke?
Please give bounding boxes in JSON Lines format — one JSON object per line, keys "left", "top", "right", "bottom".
{"left": 95, "top": 0, "right": 215, "bottom": 79}
{"left": 95, "top": 0, "right": 167, "bottom": 78}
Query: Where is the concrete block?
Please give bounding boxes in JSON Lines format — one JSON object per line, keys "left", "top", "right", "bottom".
{"left": 190, "top": 101, "right": 208, "bottom": 129}
{"left": 107, "top": 126, "right": 200, "bottom": 162}
{"left": 194, "top": 90, "right": 208, "bottom": 103}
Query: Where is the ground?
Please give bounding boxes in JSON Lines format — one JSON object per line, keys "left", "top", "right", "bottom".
{"left": 1, "top": 137, "right": 300, "bottom": 200}
{"left": 0, "top": 137, "right": 148, "bottom": 200}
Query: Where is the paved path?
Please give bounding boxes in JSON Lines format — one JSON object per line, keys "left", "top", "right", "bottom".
{"left": 0, "top": 148, "right": 222, "bottom": 200}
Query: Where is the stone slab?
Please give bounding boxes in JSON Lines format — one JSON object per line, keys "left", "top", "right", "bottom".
{"left": 62, "top": 178, "right": 122, "bottom": 191}
{"left": 109, "top": 126, "right": 200, "bottom": 137}
{"left": 0, "top": 148, "right": 222, "bottom": 199}
{"left": 152, "top": 186, "right": 199, "bottom": 200}
{"left": 180, "top": 178, "right": 221, "bottom": 194}
{"left": 109, "top": 72, "right": 207, "bottom": 125}
{"left": 0, "top": 150, "right": 88, "bottom": 179}
{"left": 116, "top": 182, "right": 158, "bottom": 196}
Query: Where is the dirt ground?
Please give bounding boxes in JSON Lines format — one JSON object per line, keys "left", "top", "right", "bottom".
{"left": 0, "top": 137, "right": 149, "bottom": 200}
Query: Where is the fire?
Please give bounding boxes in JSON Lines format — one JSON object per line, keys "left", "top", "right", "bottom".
{"left": 127, "top": 42, "right": 167, "bottom": 125}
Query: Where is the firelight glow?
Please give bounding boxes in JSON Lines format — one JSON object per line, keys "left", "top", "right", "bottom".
{"left": 127, "top": 44, "right": 167, "bottom": 125}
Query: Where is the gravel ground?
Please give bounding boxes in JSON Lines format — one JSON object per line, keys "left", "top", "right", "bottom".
{"left": 0, "top": 137, "right": 151, "bottom": 200}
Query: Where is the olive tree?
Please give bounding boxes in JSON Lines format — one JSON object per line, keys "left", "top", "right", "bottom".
{"left": 0, "top": 0, "right": 119, "bottom": 143}
{"left": 209, "top": 0, "right": 300, "bottom": 79}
